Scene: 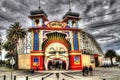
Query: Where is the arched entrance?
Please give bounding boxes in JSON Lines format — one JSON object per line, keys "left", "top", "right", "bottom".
{"left": 48, "top": 59, "right": 66, "bottom": 70}
{"left": 44, "top": 43, "right": 68, "bottom": 70}
{"left": 42, "top": 32, "right": 71, "bottom": 70}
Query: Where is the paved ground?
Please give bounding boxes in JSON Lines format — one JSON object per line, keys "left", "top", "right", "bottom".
{"left": 0, "top": 67, "right": 120, "bottom": 80}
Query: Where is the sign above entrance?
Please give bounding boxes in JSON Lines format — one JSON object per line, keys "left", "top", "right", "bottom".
{"left": 47, "top": 21, "right": 66, "bottom": 28}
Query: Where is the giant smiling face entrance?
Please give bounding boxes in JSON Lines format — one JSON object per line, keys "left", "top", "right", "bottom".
{"left": 44, "top": 43, "right": 69, "bottom": 70}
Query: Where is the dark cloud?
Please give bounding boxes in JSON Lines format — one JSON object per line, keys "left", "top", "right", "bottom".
{"left": 0, "top": 26, "right": 6, "bottom": 30}
{"left": 110, "top": 0, "right": 116, "bottom": 6}
{"left": 104, "top": 39, "right": 120, "bottom": 50}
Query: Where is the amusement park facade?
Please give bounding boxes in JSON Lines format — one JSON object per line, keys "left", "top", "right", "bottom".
{"left": 18, "top": 7, "right": 103, "bottom": 71}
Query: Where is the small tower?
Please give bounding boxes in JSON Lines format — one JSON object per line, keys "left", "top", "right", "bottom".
{"left": 62, "top": 0, "right": 80, "bottom": 28}
{"left": 29, "top": 7, "right": 48, "bottom": 27}
{"left": 28, "top": 2, "right": 48, "bottom": 51}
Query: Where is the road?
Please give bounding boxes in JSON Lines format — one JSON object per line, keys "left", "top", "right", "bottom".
{"left": 0, "top": 67, "right": 120, "bottom": 80}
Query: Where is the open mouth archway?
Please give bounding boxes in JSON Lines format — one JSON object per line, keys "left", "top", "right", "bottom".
{"left": 45, "top": 42, "right": 68, "bottom": 70}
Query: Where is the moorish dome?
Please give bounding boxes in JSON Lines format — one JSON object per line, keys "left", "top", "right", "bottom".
{"left": 30, "top": 9, "right": 47, "bottom": 17}
{"left": 63, "top": 11, "right": 80, "bottom": 22}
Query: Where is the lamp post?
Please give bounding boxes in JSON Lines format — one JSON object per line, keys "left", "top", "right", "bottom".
{"left": 10, "top": 56, "right": 15, "bottom": 80}
{"left": 0, "top": 34, "right": 2, "bottom": 63}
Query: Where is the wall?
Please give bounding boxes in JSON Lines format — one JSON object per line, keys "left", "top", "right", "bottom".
{"left": 98, "top": 56, "right": 102, "bottom": 66}
{"left": 18, "top": 54, "right": 31, "bottom": 69}
{"left": 82, "top": 54, "right": 95, "bottom": 68}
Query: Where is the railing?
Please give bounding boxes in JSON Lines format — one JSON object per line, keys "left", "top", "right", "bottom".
{"left": 101, "top": 64, "right": 120, "bottom": 69}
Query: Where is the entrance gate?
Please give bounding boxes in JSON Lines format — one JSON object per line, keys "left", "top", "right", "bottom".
{"left": 48, "top": 60, "right": 66, "bottom": 70}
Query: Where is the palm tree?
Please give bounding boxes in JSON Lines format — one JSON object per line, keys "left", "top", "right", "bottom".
{"left": 3, "top": 40, "right": 16, "bottom": 68}
{"left": 3, "top": 40, "right": 16, "bottom": 58}
{"left": 3, "top": 40, "right": 16, "bottom": 52}
{"left": 105, "top": 49, "right": 117, "bottom": 66}
{"left": 6, "top": 22, "right": 27, "bottom": 68}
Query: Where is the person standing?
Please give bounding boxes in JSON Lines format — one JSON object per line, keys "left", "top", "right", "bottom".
{"left": 52, "top": 61, "right": 56, "bottom": 70}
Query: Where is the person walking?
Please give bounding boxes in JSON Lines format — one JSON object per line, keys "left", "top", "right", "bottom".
{"left": 82, "top": 66, "right": 85, "bottom": 76}
{"left": 85, "top": 66, "right": 89, "bottom": 76}
{"left": 82, "top": 66, "right": 88, "bottom": 76}
{"left": 89, "top": 65, "right": 93, "bottom": 76}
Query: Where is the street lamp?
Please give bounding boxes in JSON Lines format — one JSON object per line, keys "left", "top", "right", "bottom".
{"left": 10, "top": 56, "right": 15, "bottom": 80}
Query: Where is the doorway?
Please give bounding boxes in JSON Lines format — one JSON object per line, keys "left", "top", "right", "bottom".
{"left": 95, "top": 57, "right": 99, "bottom": 67}
{"left": 48, "top": 60, "right": 66, "bottom": 70}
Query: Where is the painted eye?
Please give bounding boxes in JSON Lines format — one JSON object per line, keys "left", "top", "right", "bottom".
{"left": 59, "top": 51, "right": 66, "bottom": 54}
{"left": 49, "top": 51, "right": 56, "bottom": 54}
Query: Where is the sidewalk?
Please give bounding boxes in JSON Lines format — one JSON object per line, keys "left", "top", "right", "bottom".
{"left": 0, "top": 67, "right": 11, "bottom": 72}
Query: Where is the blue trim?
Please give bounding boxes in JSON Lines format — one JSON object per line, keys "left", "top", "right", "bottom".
{"left": 34, "top": 32, "right": 39, "bottom": 50}
{"left": 32, "top": 19, "right": 34, "bottom": 27}
{"left": 73, "top": 32, "right": 78, "bottom": 50}
{"left": 76, "top": 21, "right": 79, "bottom": 28}
{"left": 68, "top": 20, "right": 72, "bottom": 28}
{"left": 66, "top": 25, "right": 70, "bottom": 28}
{"left": 40, "top": 18, "right": 43, "bottom": 26}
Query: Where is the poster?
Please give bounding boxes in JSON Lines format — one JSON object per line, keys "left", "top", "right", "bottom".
{"left": 74, "top": 56, "right": 80, "bottom": 64}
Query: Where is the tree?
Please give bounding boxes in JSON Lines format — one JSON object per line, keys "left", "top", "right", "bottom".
{"left": 116, "top": 55, "right": 120, "bottom": 62}
{"left": 105, "top": 49, "right": 117, "bottom": 66}
{"left": 3, "top": 40, "right": 16, "bottom": 59}
{"left": 3, "top": 40, "right": 16, "bottom": 52}
{"left": 3, "top": 40, "right": 16, "bottom": 68}
{"left": 6, "top": 22, "right": 27, "bottom": 69}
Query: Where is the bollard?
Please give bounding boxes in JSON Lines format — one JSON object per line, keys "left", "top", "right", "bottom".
{"left": 56, "top": 73, "right": 59, "bottom": 79}
{"left": 3, "top": 75, "right": 6, "bottom": 80}
{"left": 26, "top": 76, "right": 28, "bottom": 80}
{"left": 14, "top": 75, "right": 16, "bottom": 80}
{"left": 41, "top": 77, "right": 44, "bottom": 80}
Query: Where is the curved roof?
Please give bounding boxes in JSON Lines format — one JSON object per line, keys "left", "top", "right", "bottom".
{"left": 63, "top": 11, "right": 80, "bottom": 19}
{"left": 30, "top": 9, "right": 48, "bottom": 17}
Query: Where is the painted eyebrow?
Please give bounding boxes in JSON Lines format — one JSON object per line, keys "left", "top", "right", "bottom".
{"left": 49, "top": 47, "right": 55, "bottom": 51}
{"left": 59, "top": 47, "right": 65, "bottom": 51}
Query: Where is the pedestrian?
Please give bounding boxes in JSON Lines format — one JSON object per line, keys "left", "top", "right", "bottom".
{"left": 89, "top": 65, "right": 93, "bottom": 76}
{"left": 82, "top": 66, "right": 85, "bottom": 76}
{"left": 85, "top": 66, "right": 88, "bottom": 76}
{"left": 52, "top": 61, "right": 56, "bottom": 70}
{"left": 31, "top": 67, "right": 34, "bottom": 74}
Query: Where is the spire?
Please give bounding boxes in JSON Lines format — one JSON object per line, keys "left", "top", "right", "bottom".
{"left": 39, "top": 0, "right": 41, "bottom": 9}
{"left": 29, "top": 0, "right": 47, "bottom": 17}
{"left": 29, "top": 0, "right": 48, "bottom": 24}
{"left": 69, "top": 0, "right": 71, "bottom": 11}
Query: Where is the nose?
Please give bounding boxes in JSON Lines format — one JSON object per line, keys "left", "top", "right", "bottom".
{"left": 56, "top": 52, "right": 60, "bottom": 58}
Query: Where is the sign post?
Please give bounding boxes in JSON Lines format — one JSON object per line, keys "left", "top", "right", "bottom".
{"left": 10, "top": 57, "right": 15, "bottom": 80}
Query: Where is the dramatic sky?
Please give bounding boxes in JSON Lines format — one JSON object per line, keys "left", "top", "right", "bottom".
{"left": 0, "top": 0, "right": 120, "bottom": 55}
